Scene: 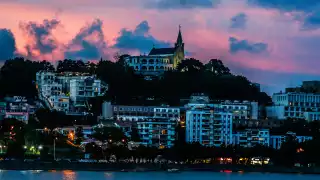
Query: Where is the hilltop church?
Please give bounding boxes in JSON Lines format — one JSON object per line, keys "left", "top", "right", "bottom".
{"left": 124, "top": 26, "right": 185, "bottom": 76}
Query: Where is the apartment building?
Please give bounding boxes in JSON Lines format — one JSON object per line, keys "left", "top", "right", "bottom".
{"left": 48, "top": 95, "right": 70, "bottom": 112}
{"left": 185, "top": 105, "right": 233, "bottom": 147}
{"left": 36, "top": 71, "right": 106, "bottom": 112}
{"left": 186, "top": 94, "right": 258, "bottom": 120}
{"left": 3, "top": 96, "right": 39, "bottom": 123}
{"left": 266, "top": 92, "right": 320, "bottom": 120}
{"left": 233, "top": 119, "right": 285, "bottom": 129}
{"left": 220, "top": 100, "right": 259, "bottom": 120}
{"left": 112, "top": 105, "right": 180, "bottom": 121}
{"left": 112, "top": 105, "right": 156, "bottom": 121}
{"left": 70, "top": 77, "right": 102, "bottom": 106}
{"left": 270, "top": 132, "right": 313, "bottom": 149}
{"left": 232, "top": 129, "right": 270, "bottom": 148}
{"left": 136, "top": 117, "right": 176, "bottom": 148}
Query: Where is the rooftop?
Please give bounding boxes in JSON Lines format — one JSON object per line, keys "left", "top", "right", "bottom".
{"left": 149, "top": 47, "right": 175, "bottom": 55}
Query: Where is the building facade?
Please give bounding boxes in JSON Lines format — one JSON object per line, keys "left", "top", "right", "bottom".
{"left": 270, "top": 132, "right": 313, "bottom": 149}
{"left": 266, "top": 92, "right": 320, "bottom": 120}
{"left": 220, "top": 100, "right": 259, "bottom": 120}
{"left": 70, "top": 77, "right": 102, "bottom": 106}
{"left": 124, "top": 26, "right": 185, "bottom": 76}
{"left": 232, "top": 129, "right": 270, "bottom": 148}
{"left": 136, "top": 117, "right": 176, "bottom": 148}
{"left": 185, "top": 104, "right": 233, "bottom": 147}
{"left": 36, "top": 71, "right": 105, "bottom": 113}
{"left": 112, "top": 105, "right": 180, "bottom": 122}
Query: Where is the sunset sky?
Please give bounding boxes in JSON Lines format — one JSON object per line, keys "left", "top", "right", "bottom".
{"left": 1, "top": 0, "right": 320, "bottom": 94}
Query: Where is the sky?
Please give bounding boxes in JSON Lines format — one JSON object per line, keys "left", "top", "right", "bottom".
{"left": 1, "top": 0, "right": 320, "bottom": 94}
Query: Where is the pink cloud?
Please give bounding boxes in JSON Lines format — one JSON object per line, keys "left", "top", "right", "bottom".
{"left": 1, "top": 0, "right": 320, "bottom": 92}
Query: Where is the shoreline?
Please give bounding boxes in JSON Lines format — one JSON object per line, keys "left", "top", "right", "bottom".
{"left": 1, "top": 162, "right": 320, "bottom": 175}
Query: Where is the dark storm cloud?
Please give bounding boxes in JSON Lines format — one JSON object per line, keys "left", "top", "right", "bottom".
{"left": 64, "top": 19, "right": 107, "bottom": 60}
{"left": 301, "top": 12, "right": 320, "bottom": 30}
{"left": 19, "top": 19, "right": 60, "bottom": 56}
{"left": 0, "top": 29, "right": 17, "bottom": 61}
{"left": 247, "top": 0, "right": 320, "bottom": 12}
{"left": 230, "top": 13, "right": 247, "bottom": 29}
{"left": 146, "top": 0, "right": 220, "bottom": 9}
{"left": 113, "top": 21, "right": 171, "bottom": 53}
{"left": 229, "top": 37, "right": 268, "bottom": 54}
{"left": 247, "top": 0, "right": 320, "bottom": 30}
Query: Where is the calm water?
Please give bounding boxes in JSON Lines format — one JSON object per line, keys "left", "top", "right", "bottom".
{"left": 0, "top": 170, "right": 319, "bottom": 180}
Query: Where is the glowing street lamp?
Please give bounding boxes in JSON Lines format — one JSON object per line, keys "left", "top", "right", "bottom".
{"left": 68, "top": 132, "right": 74, "bottom": 141}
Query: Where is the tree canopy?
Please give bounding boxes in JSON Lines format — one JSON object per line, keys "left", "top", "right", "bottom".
{"left": 0, "top": 57, "right": 271, "bottom": 106}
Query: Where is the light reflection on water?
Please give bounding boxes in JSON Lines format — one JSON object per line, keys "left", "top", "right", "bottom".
{"left": 62, "top": 170, "right": 76, "bottom": 180}
{"left": 0, "top": 170, "right": 319, "bottom": 180}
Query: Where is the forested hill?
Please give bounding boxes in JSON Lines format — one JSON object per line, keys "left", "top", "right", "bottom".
{"left": 0, "top": 57, "right": 271, "bottom": 106}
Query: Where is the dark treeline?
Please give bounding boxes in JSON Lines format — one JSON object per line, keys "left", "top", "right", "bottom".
{"left": 0, "top": 57, "right": 271, "bottom": 108}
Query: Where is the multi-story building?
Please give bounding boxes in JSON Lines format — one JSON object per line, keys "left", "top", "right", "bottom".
{"left": 3, "top": 96, "right": 39, "bottom": 123}
{"left": 136, "top": 117, "right": 176, "bottom": 148}
{"left": 186, "top": 94, "right": 258, "bottom": 120}
{"left": 112, "top": 105, "right": 180, "bottom": 122}
{"left": 112, "top": 105, "right": 157, "bottom": 121}
{"left": 48, "top": 95, "right": 70, "bottom": 112}
{"left": 124, "top": 26, "right": 184, "bottom": 76}
{"left": 185, "top": 104, "right": 233, "bottom": 147}
{"left": 266, "top": 92, "right": 320, "bottom": 120}
{"left": 232, "top": 129, "right": 270, "bottom": 148}
{"left": 69, "top": 77, "right": 102, "bottom": 106}
{"left": 36, "top": 71, "right": 106, "bottom": 112}
{"left": 233, "top": 119, "right": 285, "bottom": 129}
{"left": 270, "top": 132, "right": 313, "bottom": 149}
{"left": 153, "top": 107, "right": 180, "bottom": 120}
{"left": 125, "top": 55, "right": 174, "bottom": 76}
{"left": 220, "top": 100, "right": 259, "bottom": 120}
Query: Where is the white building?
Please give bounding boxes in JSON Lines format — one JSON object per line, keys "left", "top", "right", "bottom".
{"left": 220, "top": 100, "right": 259, "bottom": 120}
{"left": 69, "top": 77, "right": 102, "bottom": 106}
{"left": 266, "top": 92, "right": 320, "bottom": 120}
{"left": 101, "top": 101, "right": 113, "bottom": 119}
{"left": 112, "top": 105, "right": 180, "bottom": 122}
{"left": 270, "top": 132, "right": 313, "bottom": 149}
{"left": 48, "top": 95, "right": 69, "bottom": 112}
{"left": 232, "top": 129, "right": 270, "bottom": 148}
{"left": 136, "top": 117, "right": 176, "bottom": 148}
{"left": 36, "top": 71, "right": 106, "bottom": 112}
{"left": 186, "top": 94, "right": 258, "bottom": 120}
{"left": 125, "top": 55, "right": 174, "bottom": 76}
{"left": 185, "top": 105, "right": 233, "bottom": 147}
{"left": 153, "top": 107, "right": 180, "bottom": 120}
{"left": 124, "top": 26, "right": 185, "bottom": 76}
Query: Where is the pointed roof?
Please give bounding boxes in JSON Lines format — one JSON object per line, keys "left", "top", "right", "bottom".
{"left": 176, "top": 25, "right": 183, "bottom": 45}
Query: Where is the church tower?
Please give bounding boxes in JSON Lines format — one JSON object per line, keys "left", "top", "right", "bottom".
{"left": 175, "top": 25, "right": 184, "bottom": 50}
{"left": 173, "top": 25, "right": 185, "bottom": 68}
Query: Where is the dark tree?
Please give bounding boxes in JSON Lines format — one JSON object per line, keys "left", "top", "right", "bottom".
{"left": 0, "top": 57, "right": 54, "bottom": 97}
{"left": 75, "top": 126, "right": 84, "bottom": 145}
{"left": 205, "top": 59, "right": 230, "bottom": 75}
{"left": 56, "top": 59, "right": 87, "bottom": 73}
{"left": 130, "top": 127, "right": 141, "bottom": 142}
{"left": 177, "top": 58, "right": 204, "bottom": 73}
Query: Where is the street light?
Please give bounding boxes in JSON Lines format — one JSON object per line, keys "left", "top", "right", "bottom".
{"left": 38, "top": 145, "right": 43, "bottom": 150}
